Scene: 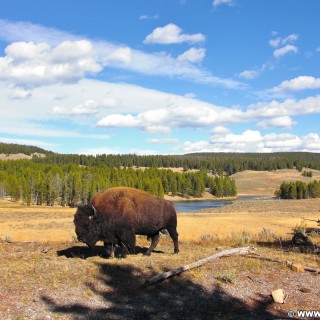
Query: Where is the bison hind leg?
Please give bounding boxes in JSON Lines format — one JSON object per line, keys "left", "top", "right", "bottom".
{"left": 144, "top": 233, "right": 160, "bottom": 256}
{"left": 167, "top": 227, "right": 179, "bottom": 254}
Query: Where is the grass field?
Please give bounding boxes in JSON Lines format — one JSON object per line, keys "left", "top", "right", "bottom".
{"left": 232, "top": 168, "right": 320, "bottom": 196}
{"left": 1, "top": 196, "right": 319, "bottom": 319}
{"left": 1, "top": 198, "right": 319, "bottom": 245}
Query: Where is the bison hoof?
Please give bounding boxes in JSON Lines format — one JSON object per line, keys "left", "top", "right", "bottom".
{"left": 143, "top": 252, "right": 152, "bottom": 256}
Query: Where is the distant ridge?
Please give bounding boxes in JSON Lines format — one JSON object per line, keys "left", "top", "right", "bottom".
{"left": 1, "top": 142, "right": 320, "bottom": 173}
{"left": 0, "top": 143, "right": 52, "bottom": 156}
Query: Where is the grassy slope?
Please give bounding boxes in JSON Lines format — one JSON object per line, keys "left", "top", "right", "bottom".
{"left": 232, "top": 168, "right": 320, "bottom": 196}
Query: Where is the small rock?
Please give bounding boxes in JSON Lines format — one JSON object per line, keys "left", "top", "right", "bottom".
{"left": 271, "top": 289, "right": 285, "bottom": 304}
{"left": 299, "top": 287, "right": 312, "bottom": 293}
{"left": 291, "top": 263, "right": 304, "bottom": 272}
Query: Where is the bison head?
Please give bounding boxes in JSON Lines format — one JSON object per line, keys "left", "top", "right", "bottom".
{"left": 74, "top": 205, "right": 100, "bottom": 249}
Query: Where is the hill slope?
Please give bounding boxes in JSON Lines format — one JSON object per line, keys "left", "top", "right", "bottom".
{"left": 232, "top": 169, "right": 320, "bottom": 196}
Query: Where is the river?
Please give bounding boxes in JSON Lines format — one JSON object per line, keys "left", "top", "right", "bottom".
{"left": 173, "top": 196, "right": 271, "bottom": 213}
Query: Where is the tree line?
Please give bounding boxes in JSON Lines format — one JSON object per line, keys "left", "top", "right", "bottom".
{"left": 32, "top": 152, "right": 320, "bottom": 175}
{"left": 2, "top": 143, "right": 320, "bottom": 175}
{"left": 0, "top": 160, "right": 236, "bottom": 206}
{"left": 275, "top": 180, "right": 320, "bottom": 199}
{"left": 0, "top": 142, "right": 51, "bottom": 156}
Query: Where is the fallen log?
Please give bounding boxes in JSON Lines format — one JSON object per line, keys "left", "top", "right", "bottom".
{"left": 247, "top": 253, "right": 320, "bottom": 274}
{"left": 146, "top": 246, "right": 255, "bottom": 285}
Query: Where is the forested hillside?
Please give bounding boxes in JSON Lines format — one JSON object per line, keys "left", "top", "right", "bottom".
{"left": 0, "top": 143, "right": 52, "bottom": 156}
{"left": 33, "top": 151, "right": 320, "bottom": 175}
{"left": 1, "top": 142, "right": 320, "bottom": 206}
{"left": 0, "top": 160, "right": 236, "bottom": 206}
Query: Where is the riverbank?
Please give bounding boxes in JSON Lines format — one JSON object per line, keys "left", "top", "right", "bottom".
{"left": 164, "top": 190, "right": 237, "bottom": 202}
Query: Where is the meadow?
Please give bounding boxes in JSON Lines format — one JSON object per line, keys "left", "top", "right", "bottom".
{"left": 0, "top": 169, "right": 320, "bottom": 319}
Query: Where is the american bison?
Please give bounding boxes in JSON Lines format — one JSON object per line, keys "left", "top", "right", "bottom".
{"left": 74, "top": 187, "right": 179, "bottom": 257}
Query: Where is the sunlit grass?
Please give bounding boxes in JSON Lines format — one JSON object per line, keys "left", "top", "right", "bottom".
{"left": 0, "top": 200, "right": 319, "bottom": 245}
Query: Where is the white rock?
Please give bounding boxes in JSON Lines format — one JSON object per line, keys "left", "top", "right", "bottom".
{"left": 272, "top": 288, "right": 285, "bottom": 304}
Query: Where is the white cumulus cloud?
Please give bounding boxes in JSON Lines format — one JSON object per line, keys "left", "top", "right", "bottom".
{"left": 238, "top": 69, "right": 259, "bottom": 79}
{"left": 147, "top": 138, "right": 178, "bottom": 144}
{"left": 52, "top": 101, "right": 98, "bottom": 116}
{"left": 177, "top": 48, "right": 206, "bottom": 63}
{"left": 257, "top": 116, "right": 294, "bottom": 129}
{"left": 271, "top": 76, "right": 320, "bottom": 92}
{"left": 273, "top": 44, "right": 298, "bottom": 58}
{"left": 0, "top": 19, "right": 242, "bottom": 89}
{"left": 269, "top": 33, "right": 299, "bottom": 58}
{"left": 143, "top": 23, "right": 205, "bottom": 44}
{"left": 104, "top": 47, "right": 132, "bottom": 65}
{"left": 179, "top": 130, "right": 320, "bottom": 153}
{"left": 0, "top": 40, "right": 102, "bottom": 87}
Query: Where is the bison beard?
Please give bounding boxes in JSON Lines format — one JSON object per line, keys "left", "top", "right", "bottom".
{"left": 74, "top": 187, "right": 179, "bottom": 257}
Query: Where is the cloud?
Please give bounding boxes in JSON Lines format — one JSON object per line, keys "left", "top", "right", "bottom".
{"left": 96, "top": 104, "right": 244, "bottom": 133}
{"left": 179, "top": 130, "right": 320, "bottom": 153}
{"left": 92, "top": 84, "right": 320, "bottom": 134}
{"left": 271, "top": 76, "right": 320, "bottom": 93}
{"left": 139, "top": 14, "right": 160, "bottom": 20}
{"left": 257, "top": 116, "right": 294, "bottom": 129}
{"left": 269, "top": 33, "right": 299, "bottom": 58}
{"left": 0, "top": 20, "right": 242, "bottom": 89}
{"left": 247, "top": 95, "right": 320, "bottom": 119}
{"left": 269, "top": 33, "right": 299, "bottom": 48}
{"left": 0, "top": 40, "right": 102, "bottom": 87}
{"left": 177, "top": 48, "right": 206, "bottom": 63}
{"left": 210, "top": 126, "right": 230, "bottom": 135}
{"left": 52, "top": 97, "right": 119, "bottom": 116}
{"left": 0, "top": 136, "right": 56, "bottom": 148}
{"left": 80, "top": 146, "right": 158, "bottom": 156}
{"left": 238, "top": 69, "right": 260, "bottom": 79}
{"left": 0, "top": 123, "right": 110, "bottom": 140}
{"left": 8, "top": 87, "right": 32, "bottom": 99}
{"left": 273, "top": 44, "right": 298, "bottom": 58}
{"left": 212, "top": 0, "right": 235, "bottom": 7}
{"left": 143, "top": 23, "right": 205, "bottom": 44}
{"left": 104, "top": 47, "right": 132, "bottom": 65}
{"left": 147, "top": 138, "right": 179, "bottom": 144}
{"left": 0, "top": 19, "right": 79, "bottom": 45}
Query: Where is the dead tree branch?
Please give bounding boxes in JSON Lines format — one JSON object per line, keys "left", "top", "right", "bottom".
{"left": 146, "top": 246, "right": 255, "bottom": 285}
{"left": 247, "top": 253, "right": 320, "bottom": 274}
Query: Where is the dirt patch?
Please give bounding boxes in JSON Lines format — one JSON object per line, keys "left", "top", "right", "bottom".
{"left": 0, "top": 240, "right": 319, "bottom": 320}
{"left": 0, "top": 153, "right": 45, "bottom": 161}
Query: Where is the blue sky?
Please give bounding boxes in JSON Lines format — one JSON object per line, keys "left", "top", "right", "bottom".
{"left": 0, "top": 0, "right": 320, "bottom": 155}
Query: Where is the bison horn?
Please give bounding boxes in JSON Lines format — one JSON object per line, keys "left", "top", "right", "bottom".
{"left": 92, "top": 205, "right": 97, "bottom": 216}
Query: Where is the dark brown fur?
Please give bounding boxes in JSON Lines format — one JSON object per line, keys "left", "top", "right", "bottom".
{"left": 74, "top": 187, "right": 179, "bottom": 257}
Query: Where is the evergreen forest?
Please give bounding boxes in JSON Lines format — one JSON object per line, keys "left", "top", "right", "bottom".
{"left": 0, "top": 160, "right": 236, "bottom": 206}
{"left": 275, "top": 180, "right": 320, "bottom": 199}
{"left": 1, "top": 142, "right": 320, "bottom": 206}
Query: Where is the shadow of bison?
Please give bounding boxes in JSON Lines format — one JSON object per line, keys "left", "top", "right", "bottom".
{"left": 74, "top": 187, "right": 179, "bottom": 257}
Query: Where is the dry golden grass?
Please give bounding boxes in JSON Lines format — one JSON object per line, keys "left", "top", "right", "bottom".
{"left": 1, "top": 198, "right": 319, "bottom": 246}
{"left": 0, "top": 197, "right": 319, "bottom": 319}
{"left": 232, "top": 168, "right": 320, "bottom": 196}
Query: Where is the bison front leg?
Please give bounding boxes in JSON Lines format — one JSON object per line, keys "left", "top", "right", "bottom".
{"left": 145, "top": 233, "right": 160, "bottom": 256}
{"left": 104, "top": 242, "right": 115, "bottom": 258}
{"left": 119, "top": 229, "right": 136, "bottom": 255}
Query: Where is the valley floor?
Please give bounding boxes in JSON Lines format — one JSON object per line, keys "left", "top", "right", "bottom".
{"left": 0, "top": 199, "right": 319, "bottom": 319}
